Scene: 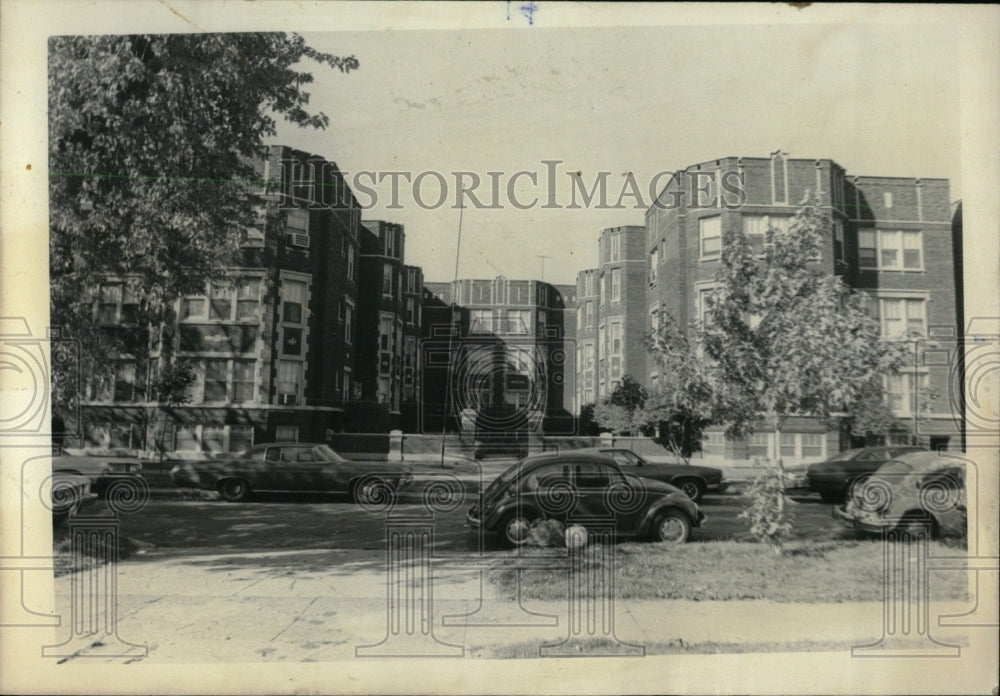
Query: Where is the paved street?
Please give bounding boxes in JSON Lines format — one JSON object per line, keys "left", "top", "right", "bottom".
{"left": 98, "top": 490, "right": 850, "bottom": 555}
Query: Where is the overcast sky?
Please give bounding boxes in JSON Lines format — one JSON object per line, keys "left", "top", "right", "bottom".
{"left": 275, "top": 23, "right": 960, "bottom": 286}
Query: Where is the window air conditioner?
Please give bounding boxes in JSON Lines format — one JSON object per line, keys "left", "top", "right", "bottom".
{"left": 286, "top": 233, "right": 310, "bottom": 249}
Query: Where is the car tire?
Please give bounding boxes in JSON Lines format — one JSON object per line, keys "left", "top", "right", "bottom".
{"left": 674, "top": 478, "right": 705, "bottom": 502}
{"left": 895, "top": 511, "right": 939, "bottom": 540}
{"left": 498, "top": 511, "right": 538, "bottom": 548}
{"left": 219, "top": 478, "right": 251, "bottom": 502}
{"left": 650, "top": 509, "right": 691, "bottom": 543}
{"left": 846, "top": 476, "right": 871, "bottom": 506}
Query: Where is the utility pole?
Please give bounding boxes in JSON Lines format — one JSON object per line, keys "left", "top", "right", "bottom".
{"left": 537, "top": 255, "right": 550, "bottom": 282}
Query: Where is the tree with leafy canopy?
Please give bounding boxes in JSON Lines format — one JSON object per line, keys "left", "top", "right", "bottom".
{"left": 48, "top": 33, "right": 358, "bottom": 441}
{"left": 594, "top": 374, "right": 648, "bottom": 435}
{"left": 652, "top": 194, "right": 909, "bottom": 547}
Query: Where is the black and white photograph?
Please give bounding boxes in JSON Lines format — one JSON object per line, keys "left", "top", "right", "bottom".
{"left": 1, "top": 2, "right": 998, "bottom": 694}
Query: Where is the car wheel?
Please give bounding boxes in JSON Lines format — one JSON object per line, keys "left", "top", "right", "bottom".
{"left": 352, "top": 478, "right": 396, "bottom": 506}
{"left": 219, "top": 478, "right": 251, "bottom": 502}
{"left": 651, "top": 509, "right": 691, "bottom": 543}
{"left": 895, "top": 511, "right": 939, "bottom": 540}
{"left": 498, "top": 511, "right": 537, "bottom": 548}
{"left": 846, "top": 476, "right": 871, "bottom": 506}
{"left": 675, "top": 479, "right": 705, "bottom": 502}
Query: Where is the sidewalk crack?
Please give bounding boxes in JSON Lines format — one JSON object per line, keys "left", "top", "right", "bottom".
{"left": 269, "top": 596, "right": 319, "bottom": 642}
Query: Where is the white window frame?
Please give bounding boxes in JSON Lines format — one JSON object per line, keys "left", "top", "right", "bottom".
{"left": 344, "top": 299, "right": 355, "bottom": 344}
{"left": 611, "top": 269, "right": 621, "bottom": 303}
{"left": 699, "top": 216, "right": 722, "bottom": 259}
{"left": 862, "top": 230, "right": 925, "bottom": 271}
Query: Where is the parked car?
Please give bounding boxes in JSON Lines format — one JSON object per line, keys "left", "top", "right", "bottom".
{"left": 832, "top": 452, "right": 966, "bottom": 538}
{"left": 805, "top": 445, "right": 927, "bottom": 503}
{"left": 51, "top": 454, "right": 143, "bottom": 495}
{"left": 169, "top": 443, "right": 414, "bottom": 503}
{"left": 541, "top": 447, "right": 726, "bottom": 502}
{"left": 50, "top": 472, "right": 98, "bottom": 526}
{"left": 467, "top": 452, "right": 706, "bottom": 547}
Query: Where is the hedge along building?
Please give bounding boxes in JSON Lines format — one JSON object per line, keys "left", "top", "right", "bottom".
{"left": 80, "top": 145, "right": 379, "bottom": 453}
{"left": 643, "top": 151, "right": 960, "bottom": 465}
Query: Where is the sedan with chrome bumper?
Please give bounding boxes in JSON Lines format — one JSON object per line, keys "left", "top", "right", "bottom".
{"left": 170, "top": 443, "right": 413, "bottom": 503}
{"left": 468, "top": 452, "right": 706, "bottom": 547}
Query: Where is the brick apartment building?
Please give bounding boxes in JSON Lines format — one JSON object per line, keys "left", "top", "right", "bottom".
{"left": 639, "top": 150, "right": 961, "bottom": 462}
{"left": 421, "top": 276, "right": 577, "bottom": 447}
{"left": 80, "top": 146, "right": 426, "bottom": 452}
{"left": 575, "top": 226, "right": 648, "bottom": 411}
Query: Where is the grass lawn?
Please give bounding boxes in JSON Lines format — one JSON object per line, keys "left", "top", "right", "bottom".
{"left": 489, "top": 538, "right": 969, "bottom": 603}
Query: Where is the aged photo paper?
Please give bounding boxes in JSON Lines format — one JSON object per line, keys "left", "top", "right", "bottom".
{"left": 1, "top": 1, "right": 998, "bottom": 694}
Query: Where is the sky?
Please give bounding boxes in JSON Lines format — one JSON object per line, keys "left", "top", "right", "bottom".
{"left": 270, "top": 23, "right": 961, "bottom": 286}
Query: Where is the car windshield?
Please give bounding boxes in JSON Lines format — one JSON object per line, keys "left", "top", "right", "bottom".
{"left": 314, "top": 445, "right": 347, "bottom": 462}
{"left": 826, "top": 449, "right": 861, "bottom": 462}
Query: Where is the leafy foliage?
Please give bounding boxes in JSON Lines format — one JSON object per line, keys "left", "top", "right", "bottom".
{"left": 594, "top": 375, "right": 648, "bottom": 434}
{"left": 738, "top": 466, "right": 794, "bottom": 549}
{"left": 49, "top": 33, "right": 359, "bottom": 376}
{"left": 577, "top": 402, "right": 602, "bottom": 436}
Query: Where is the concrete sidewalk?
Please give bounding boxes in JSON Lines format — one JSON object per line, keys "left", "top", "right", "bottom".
{"left": 47, "top": 546, "right": 971, "bottom": 662}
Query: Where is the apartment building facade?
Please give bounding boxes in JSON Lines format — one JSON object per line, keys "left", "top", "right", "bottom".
{"left": 643, "top": 151, "right": 960, "bottom": 461}
{"left": 79, "top": 145, "right": 403, "bottom": 452}
{"left": 574, "top": 226, "right": 648, "bottom": 411}
{"left": 421, "top": 276, "right": 577, "bottom": 443}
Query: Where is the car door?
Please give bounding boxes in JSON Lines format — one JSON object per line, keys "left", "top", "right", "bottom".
{"left": 525, "top": 462, "right": 576, "bottom": 523}
{"left": 274, "top": 446, "right": 326, "bottom": 491}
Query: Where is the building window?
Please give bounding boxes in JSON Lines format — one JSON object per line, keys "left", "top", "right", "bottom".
{"left": 382, "top": 265, "right": 393, "bottom": 296}
{"left": 742, "top": 214, "right": 792, "bottom": 254}
{"left": 384, "top": 228, "right": 396, "bottom": 257}
{"left": 276, "top": 425, "right": 299, "bottom": 443}
{"left": 586, "top": 301, "right": 594, "bottom": 328}
{"left": 506, "top": 310, "right": 531, "bottom": 335}
{"left": 229, "top": 426, "right": 254, "bottom": 453}
{"left": 697, "top": 286, "right": 716, "bottom": 326}
{"left": 886, "top": 373, "right": 929, "bottom": 416}
{"left": 859, "top": 229, "right": 877, "bottom": 268}
{"left": 610, "top": 233, "right": 621, "bottom": 262}
{"left": 748, "top": 432, "right": 770, "bottom": 459}
{"left": 406, "top": 297, "right": 417, "bottom": 325}
{"left": 287, "top": 209, "right": 309, "bottom": 234}
{"left": 780, "top": 433, "right": 797, "bottom": 458}
{"left": 379, "top": 315, "right": 393, "bottom": 353}
{"left": 406, "top": 268, "right": 417, "bottom": 293}
{"left": 347, "top": 244, "right": 356, "bottom": 282}
{"left": 699, "top": 216, "right": 722, "bottom": 259}
{"left": 237, "top": 280, "right": 260, "bottom": 320}
{"left": 111, "top": 361, "right": 137, "bottom": 402}
{"left": 877, "top": 297, "right": 927, "bottom": 338}
{"left": 585, "top": 274, "right": 595, "bottom": 296}
{"left": 702, "top": 432, "right": 725, "bottom": 456}
{"left": 343, "top": 369, "right": 351, "bottom": 401}
{"left": 209, "top": 284, "right": 233, "bottom": 320}
{"left": 833, "top": 220, "right": 845, "bottom": 263}
{"left": 802, "top": 433, "right": 825, "bottom": 458}
{"left": 344, "top": 300, "right": 354, "bottom": 344}
{"left": 610, "top": 321, "right": 623, "bottom": 356}
{"left": 203, "top": 359, "right": 228, "bottom": 402}
{"left": 277, "top": 360, "right": 302, "bottom": 404}
{"left": 884, "top": 191, "right": 893, "bottom": 209}
{"left": 181, "top": 297, "right": 206, "bottom": 320}
{"left": 470, "top": 309, "right": 492, "bottom": 333}
{"left": 282, "top": 279, "right": 307, "bottom": 324}
{"left": 649, "top": 248, "right": 659, "bottom": 284}
{"left": 860, "top": 230, "right": 923, "bottom": 270}
{"left": 233, "top": 361, "right": 255, "bottom": 402}
{"left": 202, "top": 426, "right": 226, "bottom": 453}
{"left": 611, "top": 269, "right": 621, "bottom": 302}
{"left": 97, "top": 283, "right": 139, "bottom": 325}
{"left": 174, "top": 426, "right": 199, "bottom": 451}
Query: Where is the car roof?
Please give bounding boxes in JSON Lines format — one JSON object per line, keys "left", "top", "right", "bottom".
{"left": 506, "top": 451, "right": 619, "bottom": 475}
{"left": 887, "top": 451, "right": 962, "bottom": 469}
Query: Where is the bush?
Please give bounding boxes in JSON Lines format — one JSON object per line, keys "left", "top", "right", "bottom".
{"left": 738, "top": 462, "right": 794, "bottom": 550}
